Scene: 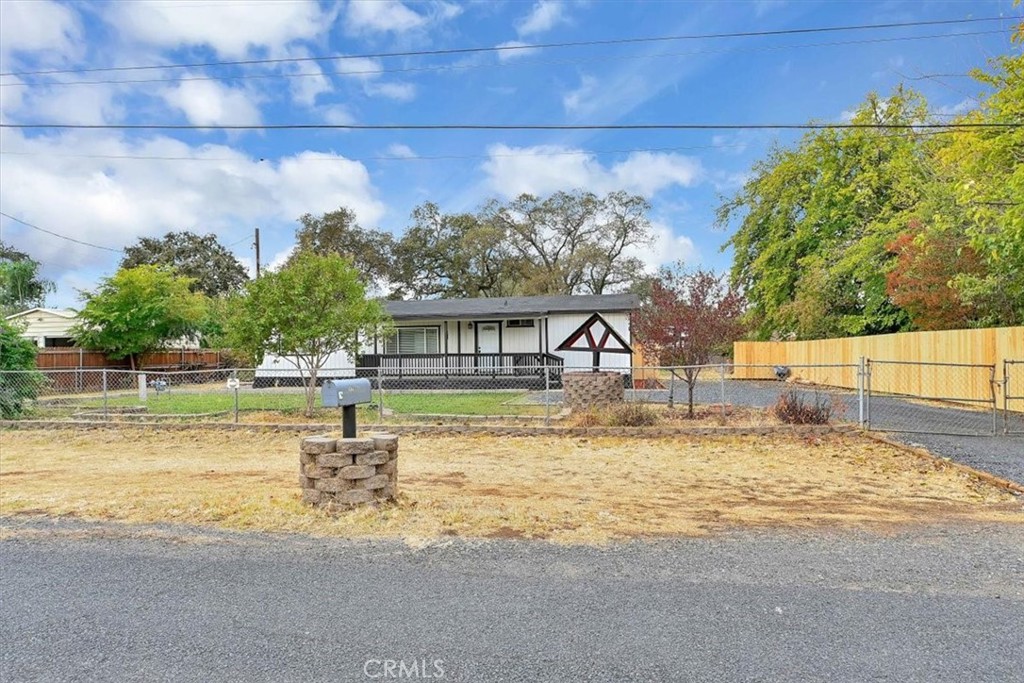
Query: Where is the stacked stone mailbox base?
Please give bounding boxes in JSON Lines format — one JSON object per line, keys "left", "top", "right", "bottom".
{"left": 300, "top": 433, "right": 398, "bottom": 508}
{"left": 562, "top": 371, "right": 625, "bottom": 411}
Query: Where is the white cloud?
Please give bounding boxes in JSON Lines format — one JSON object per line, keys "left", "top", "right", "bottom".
{"left": 345, "top": 0, "right": 427, "bottom": 34}
{"left": 609, "top": 153, "right": 704, "bottom": 197}
{"left": 364, "top": 81, "right": 417, "bottom": 102}
{"left": 106, "top": 0, "right": 330, "bottom": 58}
{"left": 322, "top": 105, "right": 357, "bottom": 126}
{"left": 495, "top": 41, "right": 539, "bottom": 62}
{"left": 936, "top": 98, "right": 975, "bottom": 117}
{"left": 482, "top": 144, "right": 703, "bottom": 198}
{"left": 754, "top": 0, "right": 787, "bottom": 17}
{"left": 267, "top": 245, "right": 296, "bottom": 273}
{"left": 563, "top": 74, "right": 599, "bottom": 114}
{"left": 0, "top": 0, "right": 82, "bottom": 64}
{"left": 516, "top": 1, "right": 567, "bottom": 36}
{"left": 282, "top": 47, "right": 333, "bottom": 107}
{"left": 0, "top": 133, "right": 386, "bottom": 273}
{"left": 632, "top": 220, "right": 698, "bottom": 272}
{"left": 384, "top": 143, "right": 417, "bottom": 159}
{"left": 2, "top": 82, "right": 123, "bottom": 126}
{"left": 162, "top": 80, "right": 262, "bottom": 126}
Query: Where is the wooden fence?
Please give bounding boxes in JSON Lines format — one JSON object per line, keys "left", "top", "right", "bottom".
{"left": 733, "top": 327, "right": 1024, "bottom": 402}
{"left": 35, "top": 348, "right": 227, "bottom": 370}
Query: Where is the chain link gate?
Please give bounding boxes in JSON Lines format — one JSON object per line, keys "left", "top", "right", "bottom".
{"left": 1004, "top": 360, "right": 1024, "bottom": 435}
{"left": 865, "top": 360, "right": 998, "bottom": 436}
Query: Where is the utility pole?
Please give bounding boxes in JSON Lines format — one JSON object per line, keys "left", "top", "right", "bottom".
{"left": 254, "top": 227, "right": 261, "bottom": 278}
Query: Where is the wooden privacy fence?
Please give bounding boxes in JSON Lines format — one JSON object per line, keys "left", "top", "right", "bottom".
{"left": 733, "top": 327, "right": 1024, "bottom": 403}
{"left": 35, "top": 348, "right": 227, "bottom": 370}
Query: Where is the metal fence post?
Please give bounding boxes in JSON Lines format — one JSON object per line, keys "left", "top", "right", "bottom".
{"left": 719, "top": 363, "right": 726, "bottom": 420}
{"left": 232, "top": 369, "right": 239, "bottom": 424}
{"left": 377, "top": 366, "right": 384, "bottom": 423}
{"left": 544, "top": 363, "right": 551, "bottom": 427}
{"left": 102, "top": 368, "right": 108, "bottom": 420}
{"left": 1004, "top": 360, "right": 1010, "bottom": 436}
{"left": 857, "top": 356, "right": 865, "bottom": 428}
{"left": 864, "top": 359, "right": 871, "bottom": 430}
{"left": 990, "top": 364, "right": 998, "bottom": 436}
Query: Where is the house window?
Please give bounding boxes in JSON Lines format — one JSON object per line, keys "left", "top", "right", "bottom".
{"left": 505, "top": 319, "right": 535, "bottom": 328}
{"left": 44, "top": 337, "right": 76, "bottom": 348}
{"left": 384, "top": 327, "right": 440, "bottom": 355}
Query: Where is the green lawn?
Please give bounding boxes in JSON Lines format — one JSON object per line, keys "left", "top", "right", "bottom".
{"left": 53, "top": 389, "right": 541, "bottom": 418}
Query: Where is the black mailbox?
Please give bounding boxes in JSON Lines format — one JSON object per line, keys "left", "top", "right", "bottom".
{"left": 321, "top": 378, "right": 373, "bottom": 437}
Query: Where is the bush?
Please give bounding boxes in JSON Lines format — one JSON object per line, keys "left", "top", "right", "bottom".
{"left": 772, "top": 390, "right": 835, "bottom": 425}
{"left": 0, "top": 318, "right": 43, "bottom": 419}
{"left": 569, "top": 411, "right": 603, "bottom": 428}
{"left": 605, "top": 402, "right": 661, "bottom": 427}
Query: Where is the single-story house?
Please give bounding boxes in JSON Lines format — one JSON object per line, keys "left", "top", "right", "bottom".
{"left": 254, "top": 293, "right": 639, "bottom": 388}
{"left": 4, "top": 308, "right": 78, "bottom": 347}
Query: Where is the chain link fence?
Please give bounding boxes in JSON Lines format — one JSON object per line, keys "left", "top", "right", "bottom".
{"left": 865, "top": 360, "right": 998, "bottom": 436}
{"left": 1, "top": 359, "right": 1021, "bottom": 436}
{"left": 1005, "top": 360, "right": 1024, "bottom": 435}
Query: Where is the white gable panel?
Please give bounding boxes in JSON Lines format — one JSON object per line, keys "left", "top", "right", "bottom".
{"left": 546, "top": 312, "right": 632, "bottom": 372}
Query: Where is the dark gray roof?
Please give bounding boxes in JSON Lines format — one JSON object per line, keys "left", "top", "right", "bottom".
{"left": 384, "top": 293, "right": 639, "bottom": 320}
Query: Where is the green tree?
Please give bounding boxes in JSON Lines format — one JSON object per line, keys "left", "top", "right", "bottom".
{"left": 0, "top": 317, "right": 43, "bottom": 418}
{"left": 484, "top": 189, "right": 654, "bottom": 295}
{"left": 937, "top": 52, "right": 1024, "bottom": 325}
{"left": 289, "top": 207, "right": 396, "bottom": 288}
{"left": 390, "top": 203, "right": 521, "bottom": 299}
{"left": 226, "top": 253, "right": 391, "bottom": 416}
{"left": 121, "top": 231, "right": 249, "bottom": 297}
{"left": 71, "top": 266, "right": 209, "bottom": 369}
{"left": 718, "top": 87, "right": 932, "bottom": 339}
{"left": 0, "top": 241, "right": 55, "bottom": 315}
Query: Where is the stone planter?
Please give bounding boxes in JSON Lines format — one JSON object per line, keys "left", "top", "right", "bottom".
{"left": 562, "top": 371, "right": 625, "bottom": 411}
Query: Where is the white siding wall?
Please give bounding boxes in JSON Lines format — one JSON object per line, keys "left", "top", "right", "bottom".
{"left": 7, "top": 310, "right": 76, "bottom": 347}
{"left": 253, "top": 311, "right": 633, "bottom": 377}
{"left": 256, "top": 350, "right": 356, "bottom": 377}
{"left": 546, "top": 312, "right": 632, "bottom": 371}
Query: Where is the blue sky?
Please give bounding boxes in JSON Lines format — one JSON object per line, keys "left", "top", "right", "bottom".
{"left": 0, "top": 0, "right": 1020, "bottom": 308}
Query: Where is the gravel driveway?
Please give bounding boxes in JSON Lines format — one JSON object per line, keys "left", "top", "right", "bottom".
{"left": 2, "top": 518, "right": 1023, "bottom": 682}
{"left": 530, "top": 378, "right": 1024, "bottom": 484}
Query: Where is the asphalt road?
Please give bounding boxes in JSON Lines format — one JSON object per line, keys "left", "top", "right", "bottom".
{"left": 2, "top": 518, "right": 1023, "bottom": 683}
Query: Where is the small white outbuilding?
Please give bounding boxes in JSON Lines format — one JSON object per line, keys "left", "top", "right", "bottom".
{"left": 5, "top": 308, "right": 78, "bottom": 347}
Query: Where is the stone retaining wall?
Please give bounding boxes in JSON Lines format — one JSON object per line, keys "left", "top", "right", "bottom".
{"left": 300, "top": 433, "right": 398, "bottom": 508}
{"left": 562, "top": 371, "right": 625, "bottom": 411}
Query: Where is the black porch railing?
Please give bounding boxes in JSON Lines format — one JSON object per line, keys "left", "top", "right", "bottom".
{"left": 356, "top": 352, "right": 564, "bottom": 378}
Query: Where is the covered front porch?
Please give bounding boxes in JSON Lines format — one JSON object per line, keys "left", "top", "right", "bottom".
{"left": 356, "top": 352, "right": 564, "bottom": 386}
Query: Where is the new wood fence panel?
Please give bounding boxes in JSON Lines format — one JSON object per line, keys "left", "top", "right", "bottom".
{"left": 733, "top": 327, "right": 1024, "bottom": 402}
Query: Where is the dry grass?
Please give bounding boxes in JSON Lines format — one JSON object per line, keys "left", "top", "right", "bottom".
{"left": 1, "top": 428, "right": 1020, "bottom": 545}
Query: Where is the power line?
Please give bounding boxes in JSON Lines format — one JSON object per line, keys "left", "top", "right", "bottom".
{"left": 0, "top": 131, "right": 964, "bottom": 164}
{"left": 0, "top": 212, "right": 124, "bottom": 253}
{"left": 0, "top": 143, "right": 762, "bottom": 163}
{"left": 1, "top": 15, "right": 1013, "bottom": 78}
{"left": 2, "top": 122, "right": 1018, "bottom": 132}
{"left": 2, "top": 29, "right": 1004, "bottom": 88}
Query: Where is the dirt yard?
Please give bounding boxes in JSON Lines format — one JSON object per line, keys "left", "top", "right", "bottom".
{"left": 1, "top": 428, "right": 1019, "bottom": 544}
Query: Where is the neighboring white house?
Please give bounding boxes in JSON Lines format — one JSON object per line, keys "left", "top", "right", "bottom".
{"left": 5, "top": 308, "right": 201, "bottom": 350}
{"left": 4, "top": 308, "right": 78, "bottom": 347}
{"left": 254, "top": 293, "right": 638, "bottom": 387}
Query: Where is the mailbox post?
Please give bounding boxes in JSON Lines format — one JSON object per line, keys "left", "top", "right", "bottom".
{"left": 321, "top": 378, "right": 373, "bottom": 438}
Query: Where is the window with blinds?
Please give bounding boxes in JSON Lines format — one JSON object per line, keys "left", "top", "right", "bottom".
{"left": 384, "top": 327, "right": 440, "bottom": 355}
